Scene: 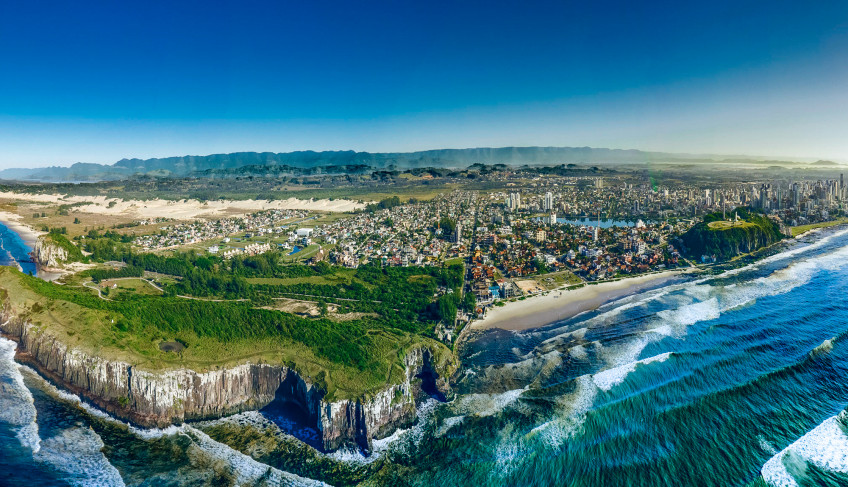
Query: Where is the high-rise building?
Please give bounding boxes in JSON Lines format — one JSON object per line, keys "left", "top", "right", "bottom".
{"left": 543, "top": 192, "right": 554, "bottom": 211}
{"left": 452, "top": 223, "right": 462, "bottom": 243}
{"left": 506, "top": 192, "right": 522, "bottom": 211}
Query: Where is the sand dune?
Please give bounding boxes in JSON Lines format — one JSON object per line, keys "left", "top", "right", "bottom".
{"left": 0, "top": 192, "right": 365, "bottom": 220}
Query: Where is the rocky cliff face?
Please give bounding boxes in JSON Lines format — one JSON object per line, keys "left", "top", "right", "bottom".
{"left": 680, "top": 212, "right": 785, "bottom": 261}
{"left": 0, "top": 309, "right": 449, "bottom": 451}
{"left": 31, "top": 237, "right": 69, "bottom": 268}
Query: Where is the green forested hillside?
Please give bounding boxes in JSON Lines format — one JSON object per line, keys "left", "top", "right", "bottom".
{"left": 681, "top": 208, "right": 785, "bottom": 261}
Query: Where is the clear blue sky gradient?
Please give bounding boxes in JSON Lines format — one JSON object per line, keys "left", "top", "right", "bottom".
{"left": 1, "top": 0, "right": 848, "bottom": 167}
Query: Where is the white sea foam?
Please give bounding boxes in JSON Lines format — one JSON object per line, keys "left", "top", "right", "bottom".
{"left": 435, "top": 415, "right": 466, "bottom": 437}
{"left": 758, "top": 434, "right": 779, "bottom": 455}
{"left": 0, "top": 336, "right": 41, "bottom": 453}
{"left": 183, "top": 425, "right": 327, "bottom": 486}
{"left": 718, "top": 227, "right": 848, "bottom": 279}
{"left": 327, "top": 398, "right": 440, "bottom": 465}
{"left": 21, "top": 364, "right": 189, "bottom": 441}
{"left": 761, "top": 415, "right": 848, "bottom": 487}
{"left": 34, "top": 427, "right": 126, "bottom": 487}
{"left": 455, "top": 387, "right": 527, "bottom": 419}
{"left": 592, "top": 352, "right": 672, "bottom": 391}
{"left": 568, "top": 344, "right": 589, "bottom": 360}
{"left": 657, "top": 297, "right": 720, "bottom": 329}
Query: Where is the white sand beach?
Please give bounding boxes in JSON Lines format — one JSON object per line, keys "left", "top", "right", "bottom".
{"left": 472, "top": 270, "right": 687, "bottom": 332}
{"left": 0, "top": 210, "right": 44, "bottom": 247}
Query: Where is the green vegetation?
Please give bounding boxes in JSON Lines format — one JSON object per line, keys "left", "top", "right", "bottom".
{"left": 681, "top": 208, "right": 785, "bottom": 261}
{"left": 790, "top": 217, "right": 848, "bottom": 237}
{"left": 0, "top": 266, "right": 454, "bottom": 401}
{"left": 84, "top": 265, "right": 145, "bottom": 282}
{"left": 364, "top": 195, "right": 402, "bottom": 212}
{"left": 4, "top": 237, "right": 465, "bottom": 400}
{"left": 42, "top": 231, "right": 85, "bottom": 263}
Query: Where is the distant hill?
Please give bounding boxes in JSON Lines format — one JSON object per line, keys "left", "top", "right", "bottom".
{"left": 0, "top": 146, "right": 820, "bottom": 183}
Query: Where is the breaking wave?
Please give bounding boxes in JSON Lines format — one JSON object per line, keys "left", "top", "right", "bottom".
{"left": 0, "top": 336, "right": 41, "bottom": 453}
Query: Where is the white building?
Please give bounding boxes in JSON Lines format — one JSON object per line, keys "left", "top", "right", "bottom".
{"left": 543, "top": 192, "right": 554, "bottom": 211}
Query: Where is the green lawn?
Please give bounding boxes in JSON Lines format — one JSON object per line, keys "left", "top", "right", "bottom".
{"left": 103, "top": 278, "right": 163, "bottom": 298}
{"left": 707, "top": 220, "right": 756, "bottom": 230}
{"left": 790, "top": 217, "right": 848, "bottom": 237}
{"left": 532, "top": 269, "right": 583, "bottom": 290}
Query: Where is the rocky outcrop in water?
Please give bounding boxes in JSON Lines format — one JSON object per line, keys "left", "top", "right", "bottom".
{"left": 31, "top": 236, "right": 69, "bottom": 268}
{"left": 0, "top": 310, "right": 449, "bottom": 451}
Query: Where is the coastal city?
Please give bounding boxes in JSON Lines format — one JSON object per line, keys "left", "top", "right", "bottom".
{"left": 58, "top": 169, "right": 841, "bottom": 343}
{"left": 3, "top": 2, "right": 848, "bottom": 484}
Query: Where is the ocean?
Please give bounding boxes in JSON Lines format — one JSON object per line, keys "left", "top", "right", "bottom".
{"left": 2, "top": 223, "right": 848, "bottom": 486}
{"left": 0, "top": 222, "right": 37, "bottom": 277}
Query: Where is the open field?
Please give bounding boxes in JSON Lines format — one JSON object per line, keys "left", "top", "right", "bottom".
{"left": 528, "top": 269, "right": 583, "bottom": 290}
{"left": 306, "top": 211, "right": 354, "bottom": 226}
{"left": 100, "top": 277, "right": 163, "bottom": 298}
{"left": 707, "top": 220, "right": 755, "bottom": 230}
{"left": 246, "top": 270, "right": 359, "bottom": 287}
{"left": 791, "top": 217, "right": 848, "bottom": 237}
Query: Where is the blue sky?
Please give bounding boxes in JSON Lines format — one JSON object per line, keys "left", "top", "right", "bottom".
{"left": 1, "top": 0, "right": 847, "bottom": 167}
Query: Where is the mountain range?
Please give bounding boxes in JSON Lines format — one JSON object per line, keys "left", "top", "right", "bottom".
{"left": 0, "top": 147, "right": 829, "bottom": 183}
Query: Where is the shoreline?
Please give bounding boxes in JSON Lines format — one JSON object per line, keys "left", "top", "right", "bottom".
{"left": 471, "top": 269, "right": 689, "bottom": 332}
{"left": 0, "top": 210, "right": 43, "bottom": 248}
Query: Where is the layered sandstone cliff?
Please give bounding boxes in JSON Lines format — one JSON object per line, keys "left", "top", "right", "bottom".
{"left": 0, "top": 311, "right": 449, "bottom": 451}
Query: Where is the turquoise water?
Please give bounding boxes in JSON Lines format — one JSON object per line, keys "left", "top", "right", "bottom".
{"left": 3, "top": 228, "right": 848, "bottom": 485}
{"left": 0, "top": 221, "right": 37, "bottom": 276}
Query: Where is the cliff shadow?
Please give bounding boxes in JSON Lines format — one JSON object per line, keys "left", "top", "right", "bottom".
{"left": 259, "top": 372, "right": 322, "bottom": 449}
{"left": 416, "top": 351, "right": 447, "bottom": 402}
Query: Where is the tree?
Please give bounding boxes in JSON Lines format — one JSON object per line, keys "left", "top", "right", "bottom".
{"left": 436, "top": 294, "right": 457, "bottom": 323}
{"left": 439, "top": 217, "right": 456, "bottom": 236}
{"left": 462, "top": 290, "right": 476, "bottom": 311}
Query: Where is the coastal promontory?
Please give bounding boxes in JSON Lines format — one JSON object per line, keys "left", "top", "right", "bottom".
{"left": 680, "top": 208, "right": 786, "bottom": 261}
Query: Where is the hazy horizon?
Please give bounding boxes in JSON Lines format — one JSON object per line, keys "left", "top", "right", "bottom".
{"left": 0, "top": 144, "right": 840, "bottom": 171}
{"left": 2, "top": 0, "right": 848, "bottom": 168}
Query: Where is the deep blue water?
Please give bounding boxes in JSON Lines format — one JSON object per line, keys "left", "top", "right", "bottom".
{"left": 3, "top": 227, "right": 848, "bottom": 486}
{"left": 289, "top": 245, "right": 301, "bottom": 255}
{"left": 0, "top": 221, "right": 37, "bottom": 276}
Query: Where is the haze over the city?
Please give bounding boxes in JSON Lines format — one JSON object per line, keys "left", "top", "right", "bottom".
{"left": 2, "top": 0, "right": 848, "bottom": 168}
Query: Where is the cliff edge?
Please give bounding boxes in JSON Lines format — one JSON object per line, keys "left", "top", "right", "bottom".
{"left": 0, "top": 310, "right": 449, "bottom": 451}
{"left": 32, "top": 233, "right": 83, "bottom": 268}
